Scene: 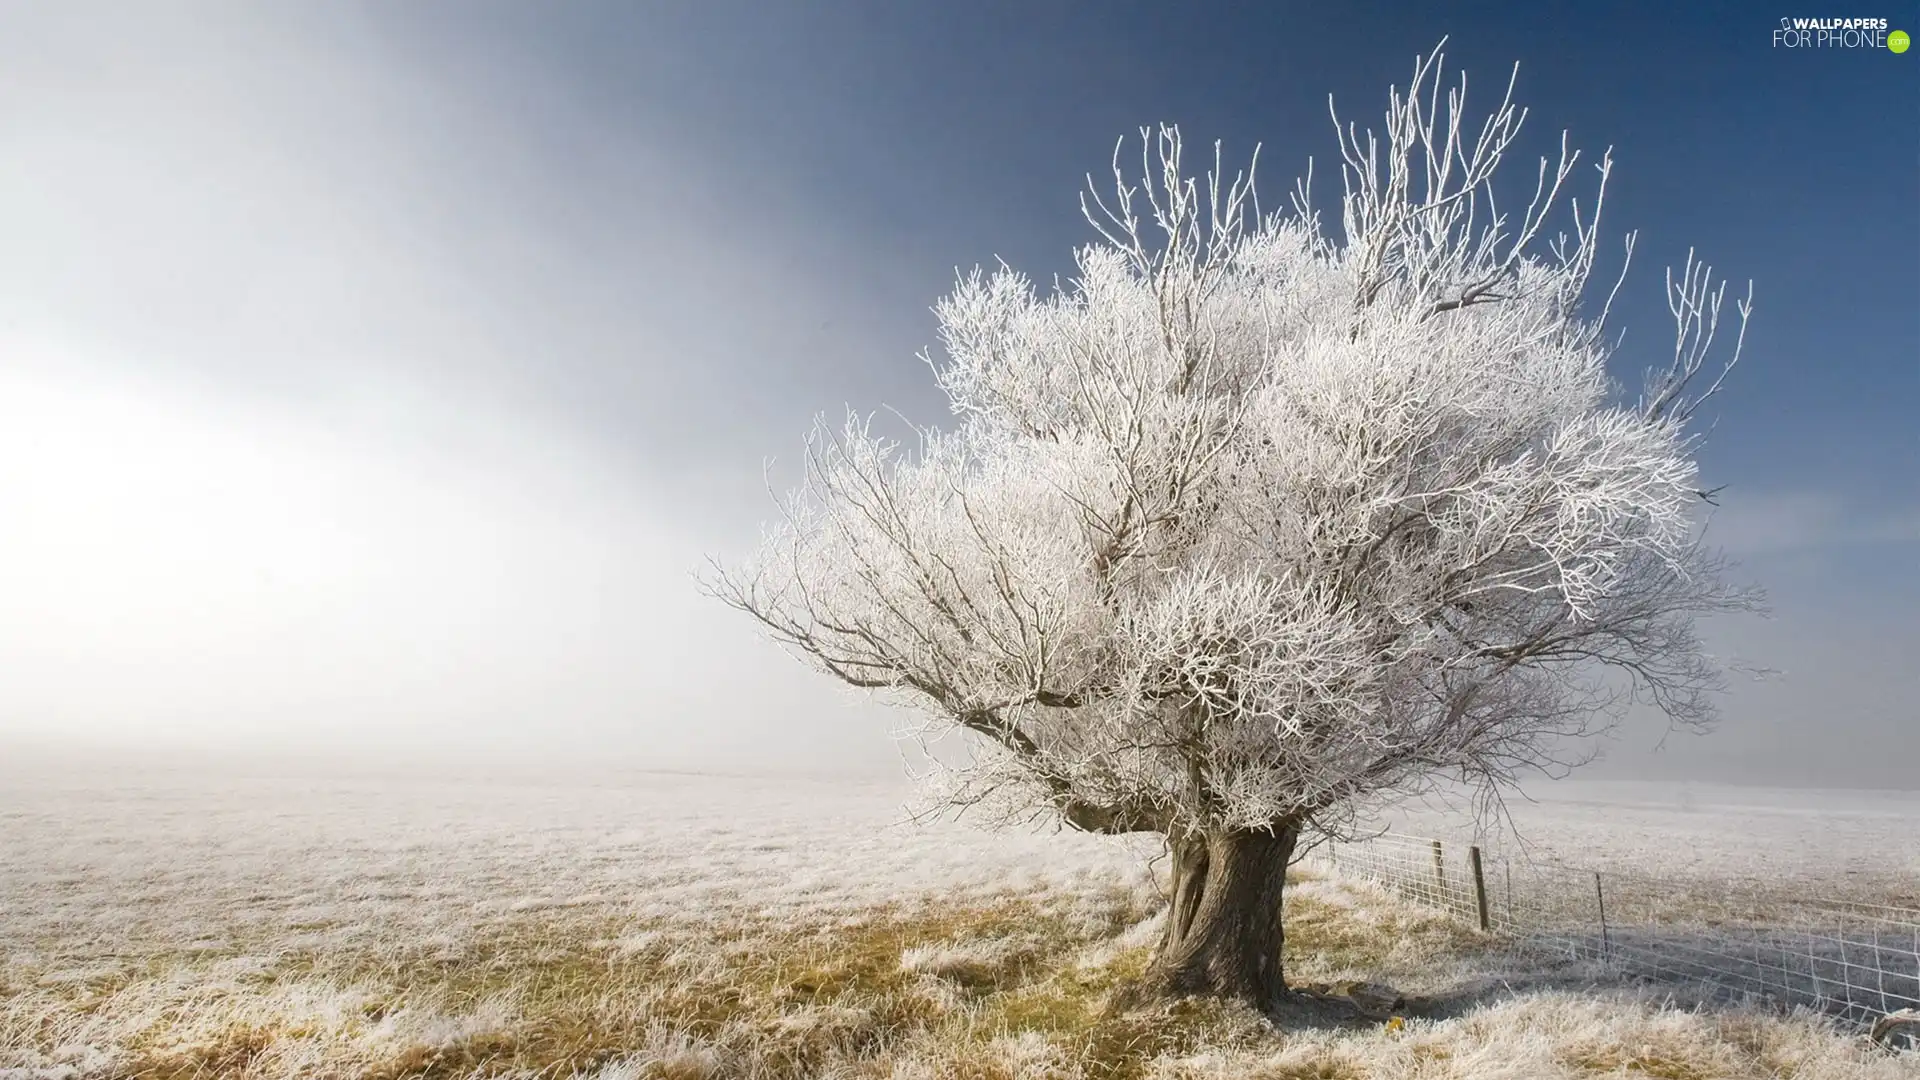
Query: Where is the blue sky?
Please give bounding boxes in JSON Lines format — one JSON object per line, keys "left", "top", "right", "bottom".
{"left": 0, "top": 2, "right": 1913, "bottom": 785}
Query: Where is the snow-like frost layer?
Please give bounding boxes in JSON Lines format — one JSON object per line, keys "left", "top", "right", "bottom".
{"left": 0, "top": 766, "right": 1158, "bottom": 961}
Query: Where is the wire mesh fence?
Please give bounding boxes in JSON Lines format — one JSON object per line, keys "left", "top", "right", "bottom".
{"left": 1311, "top": 832, "right": 1920, "bottom": 1037}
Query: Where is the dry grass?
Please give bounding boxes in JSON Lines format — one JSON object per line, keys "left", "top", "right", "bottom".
{"left": 3, "top": 768, "right": 1914, "bottom": 1079}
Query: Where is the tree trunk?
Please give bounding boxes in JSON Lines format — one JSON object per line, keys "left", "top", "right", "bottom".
{"left": 1133, "top": 822, "right": 1299, "bottom": 1008}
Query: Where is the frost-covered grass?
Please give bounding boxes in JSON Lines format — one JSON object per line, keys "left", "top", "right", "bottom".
{"left": 3, "top": 764, "right": 1913, "bottom": 1079}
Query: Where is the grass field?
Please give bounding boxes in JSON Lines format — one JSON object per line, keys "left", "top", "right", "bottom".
{"left": 1372, "top": 779, "right": 1920, "bottom": 907}
{"left": 3, "top": 760, "right": 1915, "bottom": 1079}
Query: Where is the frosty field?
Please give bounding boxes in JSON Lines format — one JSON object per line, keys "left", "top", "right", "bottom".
{"left": 3, "top": 758, "right": 1916, "bottom": 1079}
{"left": 1373, "top": 778, "right": 1920, "bottom": 908}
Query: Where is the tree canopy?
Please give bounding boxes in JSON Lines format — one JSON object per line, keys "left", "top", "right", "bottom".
{"left": 707, "top": 42, "right": 1757, "bottom": 849}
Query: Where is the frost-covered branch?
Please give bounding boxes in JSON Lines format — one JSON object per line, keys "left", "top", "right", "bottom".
{"left": 1642, "top": 248, "right": 1754, "bottom": 426}
{"left": 1332, "top": 39, "right": 1614, "bottom": 332}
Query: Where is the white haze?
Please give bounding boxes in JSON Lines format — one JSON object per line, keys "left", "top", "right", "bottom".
{"left": 0, "top": 354, "right": 897, "bottom": 775}
{"left": 0, "top": 5, "right": 909, "bottom": 776}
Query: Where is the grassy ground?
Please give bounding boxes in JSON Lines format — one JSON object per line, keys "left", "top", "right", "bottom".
{"left": 3, "top": 769, "right": 1915, "bottom": 1078}
{"left": 5, "top": 866, "right": 1912, "bottom": 1079}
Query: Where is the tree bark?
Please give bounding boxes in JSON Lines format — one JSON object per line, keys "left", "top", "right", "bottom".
{"left": 1131, "top": 822, "right": 1299, "bottom": 1009}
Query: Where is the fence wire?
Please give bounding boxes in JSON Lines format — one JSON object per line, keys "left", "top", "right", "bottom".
{"left": 1311, "top": 832, "right": 1920, "bottom": 1035}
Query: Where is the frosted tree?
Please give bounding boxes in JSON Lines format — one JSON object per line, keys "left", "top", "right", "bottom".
{"left": 705, "top": 42, "right": 1759, "bottom": 1008}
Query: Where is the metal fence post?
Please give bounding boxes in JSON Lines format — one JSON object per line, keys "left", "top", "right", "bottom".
{"left": 1504, "top": 861, "right": 1513, "bottom": 926}
{"left": 1469, "top": 845, "right": 1491, "bottom": 932}
{"left": 1594, "top": 871, "right": 1610, "bottom": 962}
{"left": 1431, "top": 839, "right": 1446, "bottom": 901}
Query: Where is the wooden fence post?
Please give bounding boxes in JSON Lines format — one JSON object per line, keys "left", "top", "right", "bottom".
{"left": 1468, "top": 845, "right": 1491, "bottom": 931}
